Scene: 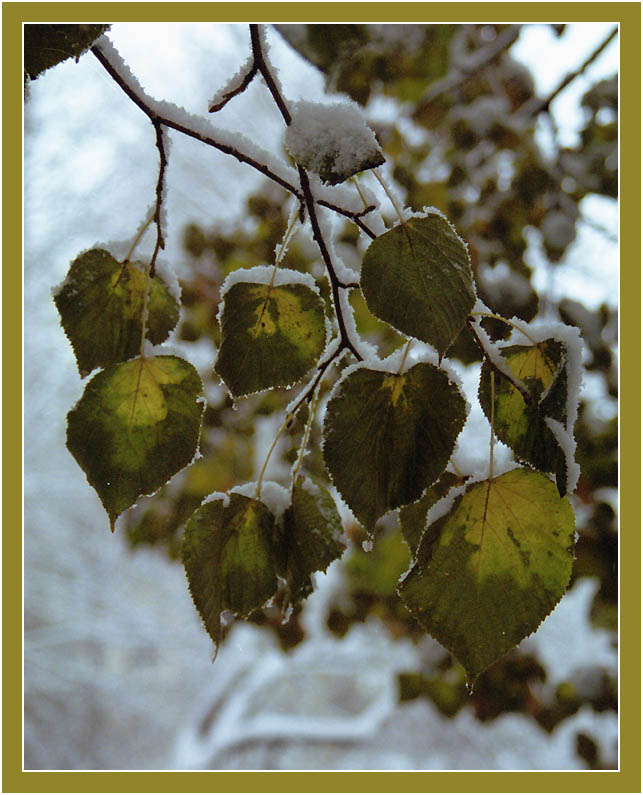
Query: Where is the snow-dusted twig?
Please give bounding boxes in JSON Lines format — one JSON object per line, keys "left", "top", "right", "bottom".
{"left": 91, "top": 41, "right": 377, "bottom": 242}
{"left": 149, "top": 122, "right": 167, "bottom": 278}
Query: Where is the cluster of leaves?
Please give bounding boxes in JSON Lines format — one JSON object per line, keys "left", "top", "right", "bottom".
{"left": 44, "top": 23, "right": 616, "bottom": 704}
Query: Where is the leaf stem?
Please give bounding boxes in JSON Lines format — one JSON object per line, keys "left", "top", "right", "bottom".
{"left": 352, "top": 175, "right": 371, "bottom": 212}
{"left": 274, "top": 200, "right": 300, "bottom": 268}
{"left": 468, "top": 319, "right": 532, "bottom": 406}
{"left": 291, "top": 382, "right": 321, "bottom": 489}
{"left": 397, "top": 339, "right": 413, "bottom": 375}
{"left": 124, "top": 214, "right": 154, "bottom": 263}
{"left": 372, "top": 168, "right": 406, "bottom": 227}
{"left": 488, "top": 370, "right": 495, "bottom": 482}
{"left": 470, "top": 311, "right": 539, "bottom": 346}
{"left": 255, "top": 413, "right": 291, "bottom": 499}
{"left": 139, "top": 258, "right": 153, "bottom": 358}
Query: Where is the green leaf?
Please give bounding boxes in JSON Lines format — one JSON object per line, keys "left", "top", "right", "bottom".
{"left": 399, "top": 471, "right": 464, "bottom": 554}
{"left": 360, "top": 213, "right": 476, "bottom": 356}
{"left": 215, "top": 277, "right": 327, "bottom": 397}
{"left": 24, "top": 24, "right": 110, "bottom": 80}
{"left": 54, "top": 249, "right": 180, "bottom": 377}
{"left": 344, "top": 530, "right": 411, "bottom": 598}
{"left": 182, "top": 493, "right": 279, "bottom": 648}
{"left": 67, "top": 355, "right": 203, "bottom": 530}
{"left": 478, "top": 340, "right": 568, "bottom": 493}
{"left": 322, "top": 363, "right": 467, "bottom": 530}
{"left": 280, "top": 477, "right": 346, "bottom": 605}
{"left": 398, "top": 469, "right": 576, "bottom": 684}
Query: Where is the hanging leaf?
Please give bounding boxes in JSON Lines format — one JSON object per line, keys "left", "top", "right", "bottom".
{"left": 323, "top": 363, "right": 467, "bottom": 530}
{"left": 479, "top": 340, "right": 569, "bottom": 493}
{"left": 182, "top": 493, "right": 280, "bottom": 649}
{"left": 360, "top": 213, "right": 476, "bottom": 356}
{"left": 54, "top": 248, "right": 180, "bottom": 377}
{"left": 24, "top": 24, "right": 110, "bottom": 81}
{"left": 399, "top": 471, "right": 464, "bottom": 554}
{"left": 66, "top": 355, "right": 203, "bottom": 530}
{"left": 215, "top": 277, "right": 326, "bottom": 397}
{"left": 280, "top": 477, "right": 346, "bottom": 605}
{"left": 398, "top": 468, "right": 576, "bottom": 684}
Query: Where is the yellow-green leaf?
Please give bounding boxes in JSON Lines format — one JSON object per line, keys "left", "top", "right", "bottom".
{"left": 479, "top": 340, "right": 568, "bottom": 493}
{"left": 398, "top": 469, "right": 576, "bottom": 684}
{"left": 322, "top": 363, "right": 467, "bottom": 530}
{"left": 66, "top": 355, "right": 203, "bottom": 530}
{"left": 182, "top": 493, "right": 279, "bottom": 648}
{"left": 360, "top": 213, "right": 475, "bottom": 355}
{"left": 215, "top": 277, "right": 326, "bottom": 397}
{"left": 54, "top": 248, "right": 180, "bottom": 377}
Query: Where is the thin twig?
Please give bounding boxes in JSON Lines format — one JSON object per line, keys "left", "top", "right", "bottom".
{"left": 209, "top": 61, "right": 258, "bottom": 112}
{"left": 250, "top": 25, "right": 292, "bottom": 125}
{"left": 526, "top": 26, "right": 618, "bottom": 116}
{"left": 91, "top": 43, "right": 374, "bottom": 239}
{"left": 298, "top": 165, "right": 363, "bottom": 361}
{"left": 316, "top": 200, "right": 378, "bottom": 239}
{"left": 420, "top": 25, "right": 521, "bottom": 105}
{"left": 149, "top": 122, "right": 167, "bottom": 278}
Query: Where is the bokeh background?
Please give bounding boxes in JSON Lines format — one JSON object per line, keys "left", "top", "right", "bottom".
{"left": 24, "top": 22, "right": 618, "bottom": 770}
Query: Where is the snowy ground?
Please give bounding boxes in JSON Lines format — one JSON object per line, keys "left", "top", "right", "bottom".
{"left": 23, "top": 23, "right": 618, "bottom": 770}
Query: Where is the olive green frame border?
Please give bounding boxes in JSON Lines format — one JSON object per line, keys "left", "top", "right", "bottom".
{"left": 5, "top": 2, "right": 640, "bottom": 792}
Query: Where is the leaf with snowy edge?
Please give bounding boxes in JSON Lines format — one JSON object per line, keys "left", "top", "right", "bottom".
{"left": 360, "top": 213, "right": 476, "bottom": 356}
{"left": 182, "top": 493, "right": 280, "bottom": 649}
{"left": 399, "top": 471, "right": 465, "bottom": 555}
{"left": 284, "top": 100, "right": 385, "bottom": 185}
{"left": 478, "top": 339, "right": 569, "bottom": 495}
{"left": 322, "top": 363, "right": 467, "bottom": 531}
{"left": 66, "top": 355, "right": 203, "bottom": 531}
{"left": 54, "top": 249, "right": 180, "bottom": 377}
{"left": 398, "top": 468, "right": 575, "bottom": 684}
{"left": 215, "top": 278, "right": 326, "bottom": 397}
{"left": 280, "top": 477, "right": 346, "bottom": 606}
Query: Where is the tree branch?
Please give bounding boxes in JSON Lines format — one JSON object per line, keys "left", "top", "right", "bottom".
{"left": 527, "top": 26, "right": 618, "bottom": 116}
{"left": 91, "top": 42, "right": 375, "bottom": 241}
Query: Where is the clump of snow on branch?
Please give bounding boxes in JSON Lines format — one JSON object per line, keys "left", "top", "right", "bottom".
{"left": 285, "top": 100, "right": 385, "bottom": 185}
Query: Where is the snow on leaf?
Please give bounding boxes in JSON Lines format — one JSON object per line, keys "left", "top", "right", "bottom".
{"left": 360, "top": 213, "right": 476, "bottom": 356}
{"left": 284, "top": 100, "right": 385, "bottom": 185}
{"left": 182, "top": 493, "right": 280, "bottom": 650}
{"left": 322, "top": 363, "right": 467, "bottom": 531}
{"left": 54, "top": 249, "right": 179, "bottom": 377}
{"left": 398, "top": 468, "right": 576, "bottom": 685}
{"left": 214, "top": 276, "right": 327, "bottom": 397}
{"left": 66, "top": 355, "right": 203, "bottom": 530}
